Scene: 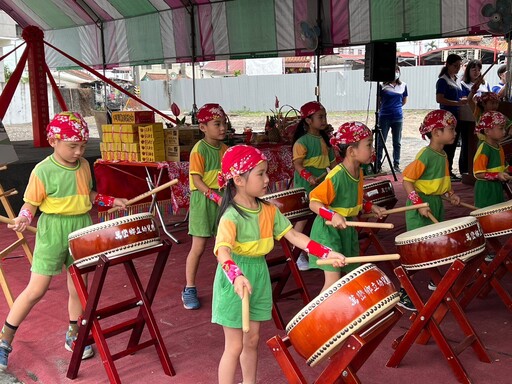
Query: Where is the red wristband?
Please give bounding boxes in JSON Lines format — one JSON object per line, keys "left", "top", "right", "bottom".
{"left": 484, "top": 172, "right": 499, "bottom": 180}
{"left": 362, "top": 200, "right": 373, "bottom": 214}
{"left": 300, "top": 168, "right": 313, "bottom": 181}
{"left": 94, "top": 193, "right": 116, "bottom": 207}
{"left": 204, "top": 188, "right": 221, "bottom": 204}
{"left": 319, "top": 207, "right": 335, "bottom": 221}
{"left": 221, "top": 259, "right": 243, "bottom": 284}
{"left": 407, "top": 190, "right": 424, "bottom": 205}
{"left": 305, "top": 240, "right": 331, "bottom": 259}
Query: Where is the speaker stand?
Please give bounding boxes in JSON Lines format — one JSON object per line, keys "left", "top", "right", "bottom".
{"left": 373, "top": 82, "right": 397, "bottom": 182}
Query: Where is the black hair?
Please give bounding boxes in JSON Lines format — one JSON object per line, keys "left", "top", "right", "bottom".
{"left": 216, "top": 175, "right": 268, "bottom": 226}
{"left": 439, "top": 54, "right": 462, "bottom": 78}
{"left": 384, "top": 65, "right": 402, "bottom": 86}
{"left": 336, "top": 141, "right": 360, "bottom": 158}
{"left": 292, "top": 117, "right": 332, "bottom": 148}
{"left": 462, "top": 59, "right": 484, "bottom": 84}
{"left": 497, "top": 64, "right": 507, "bottom": 77}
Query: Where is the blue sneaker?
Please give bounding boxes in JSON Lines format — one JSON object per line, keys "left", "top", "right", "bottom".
{"left": 0, "top": 340, "right": 12, "bottom": 371}
{"left": 65, "top": 332, "right": 94, "bottom": 359}
{"left": 182, "top": 287, "right": 200, "bottom": 310}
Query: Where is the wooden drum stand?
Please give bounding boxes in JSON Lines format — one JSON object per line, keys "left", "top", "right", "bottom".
{"left": 0, "top": 164, "right": 34, "bottom": 307}
{"left": 66, "top": 241, "right": 175, "bottom": 383}
{"left": 458, "top": 201, "right": 512, "bottom": 311}
{"left": 267, "top": 263, "right": 402, "bottom": 383}
{"left": 387, "top": 217, "right": 492, "bottom": 384}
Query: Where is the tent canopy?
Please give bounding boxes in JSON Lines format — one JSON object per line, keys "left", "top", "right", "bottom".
{"left": 0, "top": 0, "right": 497, "bottom": 68}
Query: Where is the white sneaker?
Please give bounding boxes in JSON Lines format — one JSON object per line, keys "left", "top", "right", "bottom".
{"left": 296, "top": 253, "right": 310, "bottom": 271}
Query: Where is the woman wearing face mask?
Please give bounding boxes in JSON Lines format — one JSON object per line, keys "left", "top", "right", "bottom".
{"left": 376, "top": 65, "right": 408, "bottom": 173}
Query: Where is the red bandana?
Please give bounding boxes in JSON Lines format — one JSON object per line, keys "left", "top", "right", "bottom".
{"left": 330, "top": 121, "right": 372, "bottom": 146}
{"left": 476, "top": 92, "right": 499, "bottom": 105}
{"left": 46, "top": 111, "right": 89, "bottom": 141}
{"left": 218, "top": 145, "right": 267, "bottom": 188}
{"left": 300, "top": 101, "right": 324, "bottom": 119}
{"left": 419, "top": 110, "right": 456, "bottom": 139}
{"left": 196, "top": 103, "right": 226, "bottom": 123}
{"left": 476, "top": 111, "right": 507, "bottom": 133}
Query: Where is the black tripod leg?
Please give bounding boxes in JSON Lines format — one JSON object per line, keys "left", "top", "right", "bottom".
{"left": 378, "top": 128, "right": 397, "bottom": 181}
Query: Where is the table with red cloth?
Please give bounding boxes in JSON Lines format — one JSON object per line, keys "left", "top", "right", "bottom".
{"left": 93, "top": 143, "right": 294, "bottom": 220}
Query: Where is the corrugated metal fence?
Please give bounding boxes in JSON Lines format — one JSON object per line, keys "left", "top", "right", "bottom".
{"left": 141, "top": 64, "right": 500, "bottom": 113}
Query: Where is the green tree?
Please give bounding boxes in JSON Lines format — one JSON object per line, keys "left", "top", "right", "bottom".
{"left": 425, "top": 40, "right": 438, "bottom": 52}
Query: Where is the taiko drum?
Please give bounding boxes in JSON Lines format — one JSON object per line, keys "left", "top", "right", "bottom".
{"left": 262, "top": 188, "right": 310, "bottom": 220}
{"left": 68, "top": 213, "right": 161, "bottom": 267}
{"left": 363, "top": 180, "right": 397, "bottom": 209}
{"left": 470, "top": 200, "right": 512, "bottom": 238}
{"left": 286, "top": 264, "right": 399, "bottom": 366}
{"left": 395, "top": 216, "right": 486, "bottom": 270}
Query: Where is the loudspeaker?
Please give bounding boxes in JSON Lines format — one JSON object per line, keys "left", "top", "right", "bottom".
{"left": 364, "top": 42, "right": 397, "bottom": 82}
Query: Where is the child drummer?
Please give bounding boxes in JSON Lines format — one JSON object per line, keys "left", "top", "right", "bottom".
{"left": 401, "top": 110, "right": 461, "bottom": 307}
{"left": 307, "top": 122, "right": 386, "bottom": 293}
{"left": 1, "top": 112, "right": 127, "bottom": 372}
{"left": 473, "top": 110, "right": 512, "bottom": 208}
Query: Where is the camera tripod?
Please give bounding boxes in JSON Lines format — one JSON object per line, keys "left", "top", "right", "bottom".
{"left": 373, "top": 82, "right": 398, "bottom": 182}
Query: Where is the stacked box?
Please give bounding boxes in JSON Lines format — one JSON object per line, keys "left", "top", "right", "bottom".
{"left": 164, "top": 125, "right": 201, "bottom": 162}
{"left": 166, "top": 144, "right": 193, "bottom": 162}
{"left": 139, "top": 123, "right": 165, "bottom": 162}
{"left": 111, "top": 110, "right": 155, "bottom": 124}
{"left": 164, "top": 125, "right": 202, "bottom": 146}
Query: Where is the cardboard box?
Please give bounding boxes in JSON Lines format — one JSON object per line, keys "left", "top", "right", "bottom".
{"left": 164, "top": 126, "right": 202, "bottom": 146}
{"left": 165, "top": 145, "right": 193, "bottom": 162}
{"left": 111, "top": 111, "right": 155, "bottom": 124}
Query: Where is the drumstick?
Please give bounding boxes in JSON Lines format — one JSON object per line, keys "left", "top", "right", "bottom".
{"left": 427, "top": 212, "right": 439, "bottom": 224}
{"left": 107, "top": 179, "right": 179, "bottom": 213}
{"left": 325, "top": 220, "right": 394, "bottom": 229}
{"left": 440, "top": 195, "right": 477, "bottom": 210}
{"left": 360, "top": 203, "right": 429, "bottom": 219}
{"left": 317, "top": 172, "right": 327, "bottom": 180}
{"left": 242, "top": 286, "right": 250, "bottom": 333}
{"left": 316, "top": 253, "right": 401, "bottom": 265}
{"left": 0, "top": 215, "right": 37, "bottom": 234}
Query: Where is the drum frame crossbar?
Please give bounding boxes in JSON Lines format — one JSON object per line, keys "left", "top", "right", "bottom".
{"left": 66, "top": 241, "right": 175, "bottom": 383}
{"left": 459, "top": 236, "right": 512, "bottom": 312}
{"left": 267, "top": 307, "right": 402, "bottom": 383}
{"left": 387, "top": 256, "right": 492, "bottom": 384}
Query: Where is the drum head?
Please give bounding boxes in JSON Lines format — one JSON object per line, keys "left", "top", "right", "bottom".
{"left": 470, "top": 200, "right": 512, "bottom": 216}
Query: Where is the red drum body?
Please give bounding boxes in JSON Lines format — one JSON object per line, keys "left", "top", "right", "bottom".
{"left": 262, "top": 188, "right": 310, "bottom": 220}
{"left": 470, "top": 200, "right": 512, "bottom": 238}
{"left": 395, "top": 217, "right": 486, "bottom": 270}
{"left": 68, "top": 213, "right": 161, "bottom": 267}
{"left": 286, "top": 264, "right": 399, "bottom": 366}
{"left": 363, "top": 180, "right": 397, "bottom": 209}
